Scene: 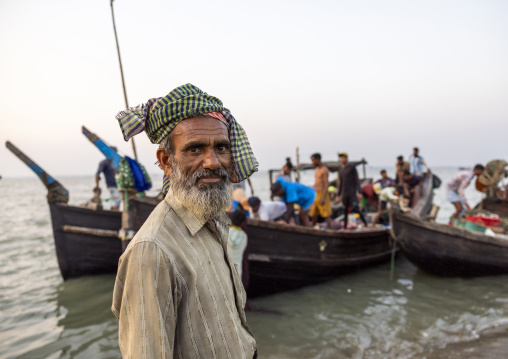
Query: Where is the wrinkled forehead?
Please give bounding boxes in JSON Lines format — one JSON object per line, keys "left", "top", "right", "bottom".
{"left": 172, "top": 116, "right": 229, "bottom": 138}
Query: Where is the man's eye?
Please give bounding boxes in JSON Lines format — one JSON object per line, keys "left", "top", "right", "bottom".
{"left": 188, "top": 147, "right": 200, "bottom": 153}
{"left": 218, "top": 145, "right": 230, "bottom": 151}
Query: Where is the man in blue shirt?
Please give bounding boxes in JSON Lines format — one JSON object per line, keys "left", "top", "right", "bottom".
{"left": 270, "top": 177, "right": 316, "bottom": 226}
{"left": 94, "top": 158, "right": 121, "bottom": 210}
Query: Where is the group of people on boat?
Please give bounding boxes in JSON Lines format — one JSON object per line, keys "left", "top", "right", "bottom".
{"left": 255, "top": 148, "right": 432, "bottom": 230}
{"left": 223, "top": 146, "right": 487, "bottom": 231}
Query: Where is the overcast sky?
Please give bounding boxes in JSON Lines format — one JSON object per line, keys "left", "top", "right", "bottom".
{"left": 1, "top": 0, "right": 507, "bottom": 178}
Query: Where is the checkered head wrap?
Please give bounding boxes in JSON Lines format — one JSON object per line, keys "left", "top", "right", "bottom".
{"left": 116, "top": 83, "right": 258, "bottom": 194}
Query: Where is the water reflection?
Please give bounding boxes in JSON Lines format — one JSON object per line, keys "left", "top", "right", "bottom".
{"left": 18, "top": 276, "right": 119, "bottom": 359}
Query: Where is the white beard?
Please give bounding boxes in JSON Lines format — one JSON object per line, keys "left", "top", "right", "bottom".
{"left": 169, "top": 158, "right": 233, "bottom": 219}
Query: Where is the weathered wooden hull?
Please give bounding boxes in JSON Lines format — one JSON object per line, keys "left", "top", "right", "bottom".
{"left": 49, "top": 204, "right": 122, "bottom": 280}
{"left": 481, "top": 198, "right": 508, "bottom": 218}
{"left": 391, "top": 210, "right": 508, "bottom": 277}
{"left": 49, "top": 200, "right": 394, "bottom": 295}
{"left": 245, "top": 219, "right": 393, "bottom": 295}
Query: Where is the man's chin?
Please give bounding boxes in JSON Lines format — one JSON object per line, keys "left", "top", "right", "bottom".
{"left": 196, "top": 180, "right": 226, "bottom": 190}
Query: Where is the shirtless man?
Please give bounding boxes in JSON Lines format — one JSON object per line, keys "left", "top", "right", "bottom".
{"left": 309, "top": 153, "right": 332, "bottom": 228}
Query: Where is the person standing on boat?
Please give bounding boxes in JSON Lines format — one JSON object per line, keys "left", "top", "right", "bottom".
{"left": 395, "top": 155, "right": 410, "bottom": 185}
{"left": 309, "top": 153, "right": 332, "bottom": 228}
{"left": 408, "top": 147, "right": 428, "bottom": 176}
{"left": 376, "top": 169, "right": 396, "bottom": 188}
{"left": 94, "top": 152, "right": 121, "bottom": 210}
{"left": 270, "top": 178, "right": 316, "bottom": 226}
{"left": 446, "top": 164, "right": 485, "bottom": 219}
{"left": 338, "top": 152, "right": 367, "bottom": 229}
{"left": 277, "top": 158, "right": 294, "bottom": 182}
{"left": 403, "top": 170, "right": 422, "bottom": 208}
{"left": 112, "top": 84, "right": 257, "bottom": 359}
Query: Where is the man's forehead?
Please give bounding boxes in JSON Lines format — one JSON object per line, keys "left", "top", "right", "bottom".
{"left": 172, "top": 116, "right": 229, "bottom": 137}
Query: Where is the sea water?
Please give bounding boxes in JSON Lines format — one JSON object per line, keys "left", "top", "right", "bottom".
{"left": 1, "top": 167, "right": 507, "bottom": 358}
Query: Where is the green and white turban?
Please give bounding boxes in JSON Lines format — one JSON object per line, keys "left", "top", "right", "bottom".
{"left": 116, "top": 84, "right": 258, "bottom": 194}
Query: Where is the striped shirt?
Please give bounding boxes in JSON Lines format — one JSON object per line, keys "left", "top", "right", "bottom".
{"left": 409, "top": 155, "right": 427, "bottom": 176}
{"left": 112, "top": 188, "right": 257, "bottom": 359}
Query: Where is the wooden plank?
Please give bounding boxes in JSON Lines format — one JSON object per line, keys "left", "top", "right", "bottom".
{"left": 63, "top": 225, "right": 118, "bottom": 238}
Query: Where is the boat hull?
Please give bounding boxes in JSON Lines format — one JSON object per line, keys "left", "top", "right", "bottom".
{"left": 391, "top": 210, "right": 508, "bottom": 277}
{"left": 49, "top": 204, "right": 122, "bottom": 279}
{"left": 246, "top": 219, "right": 393, "bottom": 295}
{"left": 49, "top": 201, "right": 394, "bottom": 295}
{"left": 481, "top": 198, "right": 508, "bottom": 218}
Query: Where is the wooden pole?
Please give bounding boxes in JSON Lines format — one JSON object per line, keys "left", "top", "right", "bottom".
{"left": 110, "top": 0, "right": 138, "bottom": 161}
{"left": 296, "top": 147, "right": 301, "bottom": 182}
{"left": 362, "top": 157, "right": 366, "bottom": 180}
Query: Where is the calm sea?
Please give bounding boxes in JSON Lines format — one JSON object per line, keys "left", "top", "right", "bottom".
{"left": 1, "top": 167, "right": 507, "bottom": 359}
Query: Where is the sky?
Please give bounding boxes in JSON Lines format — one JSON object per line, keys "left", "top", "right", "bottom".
{"left": 1, "top": 0, "right": 507, "bottom": 178}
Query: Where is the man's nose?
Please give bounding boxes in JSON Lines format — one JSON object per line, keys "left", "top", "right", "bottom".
{"left": 202, "top": 149, "right": 220, "bottom": 170}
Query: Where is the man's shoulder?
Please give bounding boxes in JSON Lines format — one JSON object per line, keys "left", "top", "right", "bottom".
{"left": 128, "top": 199, "right": 180, "bottom": 248}
{"left": 318, "top": 165, "right": 329, "bottom": 174}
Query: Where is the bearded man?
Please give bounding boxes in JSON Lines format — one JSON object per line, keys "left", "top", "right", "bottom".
{"left": 111, "top": 84, "right": 258, "bottom": 358}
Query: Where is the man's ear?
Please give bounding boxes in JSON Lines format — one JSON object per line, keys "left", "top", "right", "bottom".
{"left": 156, "top": 148, "right": 172, "bottom": 177}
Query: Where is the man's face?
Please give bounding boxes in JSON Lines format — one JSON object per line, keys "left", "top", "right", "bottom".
{"left": 311, "top": 156, "right": 319, "bottom": 167}
{"left": 160, "top": 116, "right": 233, "bottom": 218}
{"left": 397, "top": 158, "right": 403, "bottom": 165}
{"left": 252, "top": 204, "right": 261, "bottom": 213}
{"left": 339, "top": 156, "right": 347, "bottom": 166}
{"left": 404, "top": 174, "right": 411, "bottom": 181}
{"left": 474, "top": 168, "right": 484, "bottom": 176}
{"left": 282, "top": 165, "right": 290, "bottom": 175}
{"left": 381, "top": 171, "right": 387, "bottom": 179}
{"left": 170, "top": 116, "right": 231, "bottom": 182}
{"left": 413, "top": 149, "right": 419, "bottom": 156}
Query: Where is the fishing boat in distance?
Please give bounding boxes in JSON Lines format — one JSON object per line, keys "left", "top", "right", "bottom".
{"left": 6, "top": 140, "right": 396, "bottom": 296}
{"left": 390, "top": 207, "right": 508, "bottom": 277}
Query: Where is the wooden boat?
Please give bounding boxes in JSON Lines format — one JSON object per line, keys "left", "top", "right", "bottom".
{"left": 7, "top": 141, "right": 395, "bottom": 296}
{"left": 52, "top": 196, "right": 394, "bottom": 295}
{"left": 390, "top": 208, "right": 508, "bottom": 276}
{"left": 244, "top": 219, "right": 393, "bottom": 295}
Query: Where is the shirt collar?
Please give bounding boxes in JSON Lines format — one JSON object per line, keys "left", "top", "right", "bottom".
{"left": 164, "top": 187, "right": 230, "bottom": 236}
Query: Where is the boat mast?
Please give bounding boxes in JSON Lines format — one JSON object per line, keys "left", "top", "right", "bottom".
{"left": 295, "top": 147, "right": 301, "bottom": 182}
{"left": 110, "top": 0, "right": 138, "bottom": 161}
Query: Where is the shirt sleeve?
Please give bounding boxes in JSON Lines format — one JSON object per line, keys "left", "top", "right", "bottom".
{"left": 112, "top": 241, "right": 177, "bottom": 359}
{"left": 258, "top": 204, "right": 270, "bottom": 221}
{"left": 387, "top": 189, "right": 399, "bottom": 201}
{"left": 354, "top": 167, "right": 361, "bottom": 193}
{"left": 337, "top": 170, "right": 343, "bottom": 196}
